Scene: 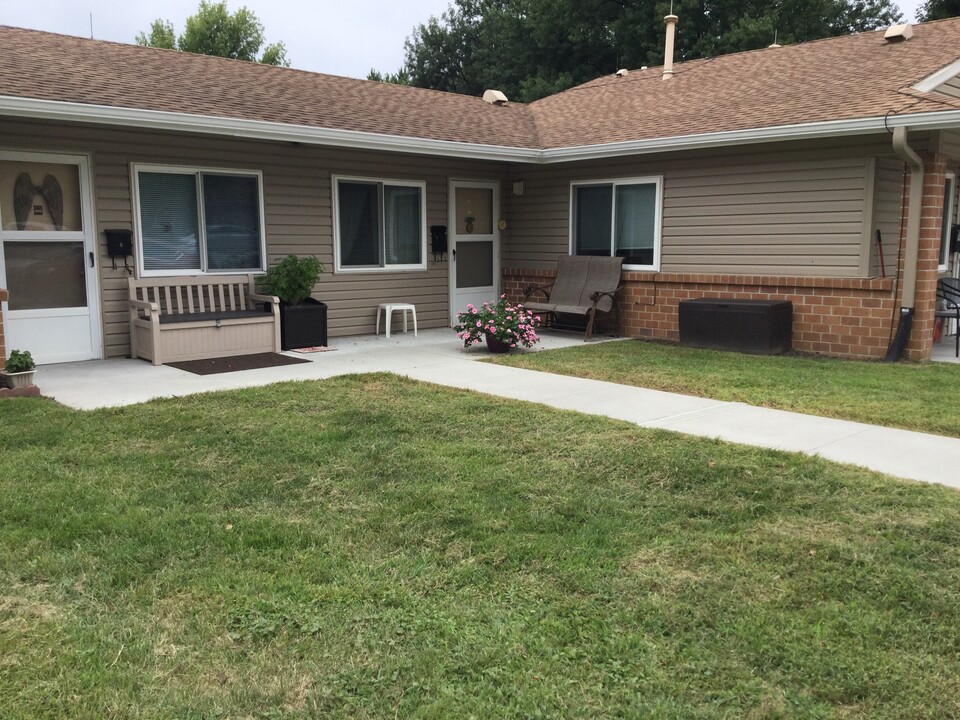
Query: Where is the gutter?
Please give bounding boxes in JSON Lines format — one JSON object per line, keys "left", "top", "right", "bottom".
{"left": 4, "top": 95, "right": 960, "bottom": 164}
{"left": 886, "top": 126, "right": 924, "bottom": 361}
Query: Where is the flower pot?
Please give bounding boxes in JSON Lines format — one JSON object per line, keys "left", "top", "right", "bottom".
{"left": 1, "top": 370, "right": 35, "bottom": 389}
{"left": 484, "top": 333, "right": 512, "bottom": 354}
{"left": 278, "top": 298, "right": 328, "bottom": 350}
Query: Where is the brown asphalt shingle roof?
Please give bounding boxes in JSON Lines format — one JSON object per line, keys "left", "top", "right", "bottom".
{"left": 529, "top": 17, "right": 960, "bottom": 149}
{"left": 0, "top": 25, "right": 542, "bottom": 149}
{"left": 3, "top": 17, "right": 960, "bottom": 153}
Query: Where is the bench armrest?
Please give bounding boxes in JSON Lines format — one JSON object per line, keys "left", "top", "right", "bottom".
{"left": 249, "top": 292, "right": 280, "bottom": 305}
{"left": 129, "top": 298, "right": 159, "bottom": 313}
{"left": 524, "top": 282, "right": 554, "bottom": 301}
{"left": 589, "top": 283, "right": 625, "bottom": 303}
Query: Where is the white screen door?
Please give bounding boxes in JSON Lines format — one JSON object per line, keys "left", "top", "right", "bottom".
{"left": 0, "top": 152, "right": 101, "bottom": 364}
{"left": 449, "top": 181, "right": 499, "bottom": 323}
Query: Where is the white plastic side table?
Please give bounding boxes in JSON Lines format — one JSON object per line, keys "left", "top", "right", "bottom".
{"left": 376, "top": 303, "right": 418, "bottom": 338}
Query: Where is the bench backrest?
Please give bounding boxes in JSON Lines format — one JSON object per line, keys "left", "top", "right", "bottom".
{"left": 583, "top": 256, "right": 624, "bottom": 313}
{"left": 551, "top": 255, "right": 623, "bottom": 311}
{"left": 128, "top": 274, "right": 258, "bottom": 316}
{"left": 940, "top": 277, "right": 960, "bottom": 307}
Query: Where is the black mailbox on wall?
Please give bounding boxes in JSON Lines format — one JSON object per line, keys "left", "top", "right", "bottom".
{"left": 105, "top": 229, "right": 133, "bottom": 258}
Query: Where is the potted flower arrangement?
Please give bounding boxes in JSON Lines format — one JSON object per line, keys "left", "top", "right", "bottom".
{"left": 454, "top": 294, "right": 541, "bottom": 353}
{"left": 1, "top": 349, "right": 36, "bottom": 389}
{"left": 257, "top": 255, "right": 327, "bottom": 350}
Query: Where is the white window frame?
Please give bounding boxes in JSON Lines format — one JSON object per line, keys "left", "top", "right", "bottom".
{"left": 569, "top": 176, "right": 663, "bottom": 272}
{"left": 131, "top": 163, "right": 267, "bottom": 277}
{"left": 940, "top": 171, "right": 956, "bottom": 272}
{"left": 332, "top": 174, "right": 428, "bottom": 273}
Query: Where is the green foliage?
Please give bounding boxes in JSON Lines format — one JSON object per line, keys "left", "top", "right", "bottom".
{"left": 4, "top": 349, "right": 35, "bottom": 373}
{"left": 367, "top": 67, "right": 411, "bottom": 85}
{"left": 134, "top": 19, "right": 176, "bottom": 50}
{"left": 257, "top": 254, "right": 324, "bottom": 304}
{"left": 919, "top": 0, "right": 960, "bottom": 20}
{"left": 378, "top": 0, "right": 903, "bottom": 102}
{"left": 136, "top": 1, "right": 290, "bottom": 67}
{"left": 2, "top": 376, "right": 960, "bottom": 716}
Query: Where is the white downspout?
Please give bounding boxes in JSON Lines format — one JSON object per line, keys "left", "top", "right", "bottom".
{"left": 886, "top": 126, "right": 924, "bottom": 360}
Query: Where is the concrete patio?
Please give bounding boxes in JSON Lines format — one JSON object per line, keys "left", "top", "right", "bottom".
{"left": 33, "top": 328, "right": 960, "bottom": 490}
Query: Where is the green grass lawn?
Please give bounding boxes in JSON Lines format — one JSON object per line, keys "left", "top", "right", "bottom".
{"left": 492, "top": 339, "right": 960, "bottom": 438}
{"left": 2, "top": 376, "right": 960, "bottom": 718}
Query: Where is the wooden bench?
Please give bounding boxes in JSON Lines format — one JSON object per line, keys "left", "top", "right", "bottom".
{"left": 128, "top": 274, "right": 280, "bottom": 365}
{"left": 524, "top": 255, "right": 624, "bottom": 340}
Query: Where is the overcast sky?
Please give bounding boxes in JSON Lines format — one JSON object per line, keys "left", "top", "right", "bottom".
{"left": 0, "top": 0, "right": 929, "bottom": 79}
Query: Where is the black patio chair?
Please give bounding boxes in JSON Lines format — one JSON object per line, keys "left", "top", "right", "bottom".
{"left": 936, "top": 277, "right": 960, "bottom": 357}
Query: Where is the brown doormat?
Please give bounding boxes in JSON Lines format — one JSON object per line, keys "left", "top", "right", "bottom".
{"left": 167, "top": 353, "right": 311, "bottom": 375}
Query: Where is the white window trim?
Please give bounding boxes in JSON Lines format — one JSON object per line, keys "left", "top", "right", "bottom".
{"left": 131, "top": 163, "right": 267, "bottom": 278}
{"left": 940, "top": 171, "right": 956, "bottom": 272}
{"left": 569, "top": 176, "right": 663, "bottom": 272}
{"left": 332, "top": 174, "right": 428, "bottom": 273}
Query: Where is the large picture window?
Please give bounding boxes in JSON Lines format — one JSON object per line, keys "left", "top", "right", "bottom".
{"left": 134, "top": 165, "right": 265, "bottom": 275}
{"left": 334, "top": 176, "right": 426, "bottom": 272}
{"left": 571, "top": 177, "right": 662, "bottom": 270}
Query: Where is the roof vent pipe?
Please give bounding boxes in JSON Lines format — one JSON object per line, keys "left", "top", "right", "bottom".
{"left": 662, "top": 14, "right": 678, "bottom": 80}
{"left": 884, "top": 24, "right": 913, "bottom": 42}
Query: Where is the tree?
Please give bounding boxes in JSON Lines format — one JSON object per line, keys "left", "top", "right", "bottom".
{"left": 374, "top": 0, "right": 902, "bottom": 103}
{"left": 136, "top": 1, "right": 289, "bottom": 67}
{"left": 918, "top": 0, "right": 960, "bottom": 20}
{"left": 135, "top": 19, "right": 175, "bottom": 50}
{"left": 366, "top": 68, "right": 411, "bottom": 85}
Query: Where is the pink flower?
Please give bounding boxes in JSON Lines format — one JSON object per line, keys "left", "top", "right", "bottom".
{"left": 476, "top": 321, "right": 481, "bottom": 327}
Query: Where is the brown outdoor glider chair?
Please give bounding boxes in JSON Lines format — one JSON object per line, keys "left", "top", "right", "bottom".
{"left": 523, "top": 255, "right": 624, "bottom": 340}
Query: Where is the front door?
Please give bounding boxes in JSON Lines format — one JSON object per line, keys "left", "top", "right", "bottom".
{"left": 449, "top": 180, "right": 500, "bottom": 323}
{"left": 0, "top": 152, "right": 101, "bottom": 364}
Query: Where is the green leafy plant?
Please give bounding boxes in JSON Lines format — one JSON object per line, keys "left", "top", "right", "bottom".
{"left": 4, "top": 349, "right": 35, "bottom": 373}
{"left": 257, "top": 255, "right": 324, "bottom": 305}
{"left": 454, "top": 294, "right": 541, "bottom": 349}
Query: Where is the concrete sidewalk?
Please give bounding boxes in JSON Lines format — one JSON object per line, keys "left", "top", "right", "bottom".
{"left": 36, "top": 329, "right": 960, "bottom": 490}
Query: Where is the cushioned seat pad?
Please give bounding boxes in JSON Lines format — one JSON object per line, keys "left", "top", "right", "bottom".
{"left": 156, "top": 309, "right": 270, "bottom": 324}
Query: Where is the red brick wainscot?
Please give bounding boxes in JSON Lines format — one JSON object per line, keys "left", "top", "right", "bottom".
{"left": 503, "top": 269, "right": 897, "bottom": 360}
{"left": 0, "top": 288, "right": 7, "bottom": 371}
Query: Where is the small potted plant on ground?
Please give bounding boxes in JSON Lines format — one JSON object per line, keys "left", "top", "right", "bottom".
{"left": 2, "top": 349, "right": 36, "bottom": 389}
{"left": 258, "top": 255, "right": 327, "bottom": 350}
{"left": 454, "top": 294, "right": 541, "bottom": 353}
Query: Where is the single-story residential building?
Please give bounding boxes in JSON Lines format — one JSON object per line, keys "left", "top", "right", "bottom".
{"left": 2, "top": 16, "right": 960, "bottom": 367}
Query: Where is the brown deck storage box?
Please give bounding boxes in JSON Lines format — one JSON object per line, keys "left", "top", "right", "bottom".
{"left": 679, "top": 299, "right": 792, "bottom": 354}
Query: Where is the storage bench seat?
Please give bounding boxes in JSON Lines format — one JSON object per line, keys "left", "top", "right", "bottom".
{"left": 155, "top": 309, "right": 270, "bottom": 324}
{"left": 129, "top": 274, "right": 280, "bottom": 365}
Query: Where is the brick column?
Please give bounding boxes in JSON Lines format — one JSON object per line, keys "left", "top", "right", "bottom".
{"left": 0, "top": 288, "right": 7, "bottom": 371}
{"left": 904, "top": 152, "right": 947, "bottom": 360}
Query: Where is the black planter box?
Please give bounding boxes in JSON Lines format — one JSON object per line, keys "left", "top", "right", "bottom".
{"left": 679, "top": 299, "right": 792, "bottom": 355}
{"left": 279, "top": 298, "right": 328, "bottom": 350}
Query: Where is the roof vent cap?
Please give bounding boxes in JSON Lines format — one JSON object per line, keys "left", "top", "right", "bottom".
{"left": 768, "top": 42, "right": 782, "bottom": 48}
{"left": 641, "top": 65, "right": 648, "bottom": 71}
{"left": 482, "top": 89, "right": 509, "bottom": 105}
{"left": 615, "top": 68, "right": 629, "bottom": 77}
{"left": 884, "top": 23, "right": 913, "bottom": 42}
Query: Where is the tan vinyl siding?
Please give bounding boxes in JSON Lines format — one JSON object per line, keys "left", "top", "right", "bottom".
{"left": 869, "top": 157, "right": 905, "bottom": 278}
{"left": 935, "top": 76, "right": 960, "bottom": 100}
{"left": 504, "top": 137, "right": 905, "bottom": 277}
{"left": 0, "top": 118, "right": 506, "bottom": 358}
{"left": 940, "top": 129, "right": 960, "bottom": 159}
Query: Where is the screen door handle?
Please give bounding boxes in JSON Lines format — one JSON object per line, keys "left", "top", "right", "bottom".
{"left": 89, "top": 251, "right": 95, "bottom": 268}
